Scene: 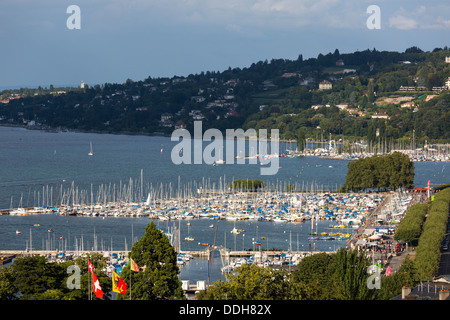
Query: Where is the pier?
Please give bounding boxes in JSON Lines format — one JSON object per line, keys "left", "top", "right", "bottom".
{"left": 0, "top": 248, "right": 326, "bottom": 261}
{"left": 219, "top": 249, "right": 327, "bottom": 258}
{"left": 0, "top": 250, "right": 129, "bottom": 258}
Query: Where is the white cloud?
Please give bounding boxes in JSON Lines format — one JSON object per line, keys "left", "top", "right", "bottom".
{"left": 389, "top": 15, "right": 418, "bottom": 30}
{"left": 388, "top": 4, "right": 450, "bottom": 30}
{"left": 95, "top": 0, "right": 366, "bottom": 30}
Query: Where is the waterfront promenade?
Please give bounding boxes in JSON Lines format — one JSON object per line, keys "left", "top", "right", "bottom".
{"left": 347, "top": 190, "right": 430, "bottom": 274}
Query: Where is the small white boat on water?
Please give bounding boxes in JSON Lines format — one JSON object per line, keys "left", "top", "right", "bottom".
{"left": 16, "top": 230, "right": 21, "bottom": 234}
{"left": 230, "top": 227, "right": 240, "bottom": 234}
{"left": 88, "top": 141, "right": 93, "bottom": 156}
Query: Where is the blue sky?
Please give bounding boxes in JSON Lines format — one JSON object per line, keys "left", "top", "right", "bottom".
{"left": 1, "top": 0, "right": 450, "bottom": 88}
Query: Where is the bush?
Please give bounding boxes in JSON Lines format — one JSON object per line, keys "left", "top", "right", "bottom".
{"left": 229, "top": 179, "right": 265, "bottom": 191}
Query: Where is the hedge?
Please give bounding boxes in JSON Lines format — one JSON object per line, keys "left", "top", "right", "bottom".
{"left": 393, "top": 203, "right": 428, "bottom": 244}
{"left": 414, "top": 187, "right": 450, "bottom": 279}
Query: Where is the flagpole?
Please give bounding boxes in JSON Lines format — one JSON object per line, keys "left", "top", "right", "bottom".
{"left": 90, "top": 261, "right": 93, "bottom": 300}
{"left": 129, "top": 258, "right": 132, "bottom": 300}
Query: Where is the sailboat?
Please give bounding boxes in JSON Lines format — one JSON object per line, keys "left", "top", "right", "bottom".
{"left": 185, "top": 223, "right": 194, "bottom": 241}
{"left": 230, "top": 227, "right": 240, "bottom": 234}
{"left": 308, "top": 214, "right": 320, "bottom": 240}
{"left": 88, "top": 141, "right": 93, "bottom": 156}
{"left": 230, "top": 221, "right": 240, "bottom": 234}
{"left": 214, "top": 149, "right": 225, "bottom": 165}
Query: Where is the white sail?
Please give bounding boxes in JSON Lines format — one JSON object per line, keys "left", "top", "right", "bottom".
{"left": 88, "top": 141, "right": 93, "bottom": 156}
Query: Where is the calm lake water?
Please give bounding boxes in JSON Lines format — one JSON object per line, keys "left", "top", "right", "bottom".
{"left": 0, "top": 125, "right": 448, "bottom": 283}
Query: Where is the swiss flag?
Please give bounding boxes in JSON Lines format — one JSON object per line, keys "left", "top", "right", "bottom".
{"left": 88, "top": 260, "right": 94, "bottom": 273}
{"left": 92, "top": 272, "right": 104, "bottom": 299}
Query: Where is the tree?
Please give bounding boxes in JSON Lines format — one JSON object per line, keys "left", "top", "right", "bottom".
{"left": 290, "top": 252, "right": 342, "bottom": 299}
{"left": 197, "top": 264, "right": 288, "bottom": 300}
{"left": 4, "top": 253, "right": 111, "bottom": 300}
{"left": 374, "top": 257, "right": 417, "bottom": 300}
{"left": 343, "top": 152, "right": 414, "bottom": 191}
{"left": 229, "top": 179, "right": 265, "bottom": 192}
{"left": 296, "top": 128, "right": 306, "bottom": 151}
{"left": 0, "top": 264, "right": 18, "bottom": 300}
{"left": 11, "top": 256, "right": 66, "bottom": 300}
{"left": 118, "top": 221, "right": 184, "bottom": 300}
{"left": 334, "top": 248, "right": 374, "bottom": 300}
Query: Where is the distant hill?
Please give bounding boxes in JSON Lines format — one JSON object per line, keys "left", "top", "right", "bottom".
{"left": 1, "top": 46, "right": 450, "bottom": 144}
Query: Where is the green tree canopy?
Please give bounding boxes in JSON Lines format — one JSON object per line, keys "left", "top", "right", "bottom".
{"left": 229, "top": 179, "right": 265, "bottom": 191}
{"left": 118, "top": 221, "right": 184, "bottom": 300}
{"left": 342, "top": 152, "right": 414, "bottom": 191}
{"left": 197, "top": 263, "right": 288, "bottom": 300}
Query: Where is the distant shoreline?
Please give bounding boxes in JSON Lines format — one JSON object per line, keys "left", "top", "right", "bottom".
{"left": 0, "top": 123, "right": 297, "bottom": 142}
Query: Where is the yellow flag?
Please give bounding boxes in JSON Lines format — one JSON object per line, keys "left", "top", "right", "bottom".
{"left": 112, "top": 271, "right": 128, "bottom": 295}
{"left": 130, "top": 258, "right": 139, "bottom": 272}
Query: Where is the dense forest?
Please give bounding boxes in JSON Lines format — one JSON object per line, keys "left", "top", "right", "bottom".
{"left": 1, "top": 46, "right": 450, "bottom": 144}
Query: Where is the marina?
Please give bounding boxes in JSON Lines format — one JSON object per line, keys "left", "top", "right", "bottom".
{"left": 0, "top": 126, "right": 446, "bottom": 292}
{"left": 0, "top": 186, "right": 420, "bottom": 284}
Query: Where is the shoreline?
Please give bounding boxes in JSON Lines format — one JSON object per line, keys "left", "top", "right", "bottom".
{"left": 0, "top": 124, "right": 295, "bottom": 142}
{"left": 2, "top": 124, "right": 448, "bottom": 162}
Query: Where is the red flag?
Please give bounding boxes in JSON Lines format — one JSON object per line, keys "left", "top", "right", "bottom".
{"left": 92, "top": 272, "right": 104, "bottom": 299}
{"left": 112, "top": 271, "right": 128, "bottom": 295}
{"left": 88, "top": 260, "right": 94, "bottom": 273}
{"left": 130, "top": 258, "right": 139, "bottom": 272}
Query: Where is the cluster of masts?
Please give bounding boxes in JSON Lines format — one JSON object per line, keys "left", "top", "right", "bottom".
{"left": 7, "top": 170, "right": 347, "bottom": 217}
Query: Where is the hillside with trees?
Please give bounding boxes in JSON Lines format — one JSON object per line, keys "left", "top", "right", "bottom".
{"left": 1, "top": 46, "right": 450, "bottom": 145}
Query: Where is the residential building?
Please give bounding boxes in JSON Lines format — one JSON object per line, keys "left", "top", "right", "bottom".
{"left": 282, "top": 72, "right": 300, "bottom": 78}
{"left": 401, "top": 101, "right": 415, "bottom": 108}
{"left": 371, "top": 112, "right": 390, "bottom": 119}
{"left": 432, "top": 86, "right": 446, "bottom": 93}
{"left": 392, "top": 277, "right": 450, "bottom": 300}
{"left": 336, "top": 103, "right": 348, "bottom": 110}
{"left": 161, "top": 113, "right": 172, "bottom": 122}
{"left": 319, "top": 80, "right": 332, "bottom": 90}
